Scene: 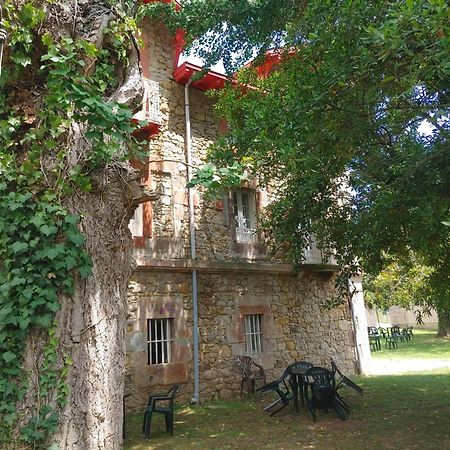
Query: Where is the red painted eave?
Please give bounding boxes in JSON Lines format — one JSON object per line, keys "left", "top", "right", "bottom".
{"left": 131, "top": 120, "right": 161, "bottom": 141}
{"left": 173, "top": 62, "right": 228, "bottom": 91}
{"left": 141, "top": 0, "right": 181, "bottom": 10}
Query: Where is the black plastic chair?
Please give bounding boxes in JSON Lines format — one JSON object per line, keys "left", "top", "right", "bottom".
{"left": 304, "top": 367, "right": 348, "bottom": 422}
{"left": 236, "top": 355, "right": 267, "bottom": 395}
{"left": 142, "top": 384, "right": 180, "bottom": 439}
{"left": 331, "top": 359, "right": 364, "bottom": 395}
{"left": 289, "top": 361, "right": 314, "bottom": 411}
{"left": 256, "top": 364, "right": 295, "bottom": 416}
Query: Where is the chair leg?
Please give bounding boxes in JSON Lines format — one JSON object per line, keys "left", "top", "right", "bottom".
{"left": 165, "top": 412, "right": 174, "bottom": 436}
{"left": 334, "top": 403, "right": 348, "bottom": 420}
{"left": 310, "top": 406, "right": 317, "bottom": 422}
{"left": 142, "top": 410, "right": 146, "bottom": 435}
{"left": 240, "top": 379, "right": 245, "bottom": 396}
{"left": 143, "top": 409, "right": 153, "bottom": 440}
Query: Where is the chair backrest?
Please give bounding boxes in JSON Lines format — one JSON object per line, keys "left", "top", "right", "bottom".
{"left": 305, "top": 367, "right": 335, "bottom": 390}
{"left": 377, "top": 327, "right": 387, "bottom": 337}
{"left": 236, "top": 355, "right": 253, "bottom": 376}
{"left": 368, "top": 326, "right": 378, "bottom": 335}
{"left": 290, "top": 361, "right": 314, "bottom": 373}
{"left": 167, "top": 384, "right": 180, "bottom": 398}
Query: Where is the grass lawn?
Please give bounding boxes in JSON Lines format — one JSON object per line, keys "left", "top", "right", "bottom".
{"left": 124, "top": 330, "right": 450, "bottom": 450}
{"left": 370, "top": 329, "right": 450, "bottom": 360}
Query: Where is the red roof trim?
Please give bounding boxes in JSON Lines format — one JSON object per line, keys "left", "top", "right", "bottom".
{"left": 141, "top": 0, "right": 181, "bottom": 10}
{"left": 173, "top": 61, "right": 228, "bottom": 91}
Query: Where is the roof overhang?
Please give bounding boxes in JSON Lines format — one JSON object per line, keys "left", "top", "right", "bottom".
{"left": 141, "top": 0, "right": 181, "bottom": 10}
{"left": 173, "top": 61, "right": 228, "bottom": 91}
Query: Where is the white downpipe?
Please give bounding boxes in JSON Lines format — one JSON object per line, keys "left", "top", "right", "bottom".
{"left": 184, "top": 79, "right": 200, "bottom": 404}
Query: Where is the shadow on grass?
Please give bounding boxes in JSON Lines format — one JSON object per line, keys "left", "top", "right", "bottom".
{"left": 124, "top": 370, "right": 450, "bottom": 450}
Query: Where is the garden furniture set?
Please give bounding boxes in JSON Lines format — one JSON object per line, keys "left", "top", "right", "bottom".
{"left": 141, "top": 356, "right": 363, "bottom": 438}
{"left": 255, "top": 358, "right": 363, "bottom": 422}
{"left": 368, "top": 326, "right": 413, "bottom": 350}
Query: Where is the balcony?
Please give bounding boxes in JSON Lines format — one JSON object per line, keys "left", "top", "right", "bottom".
{"left": 302, "top": 234, "right": 337, "bottom": 269}
{"left": 132, "top": 79, "right": 162, "bottom": 140}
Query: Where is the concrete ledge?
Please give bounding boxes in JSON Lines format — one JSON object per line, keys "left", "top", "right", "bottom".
{"left": 134, "top": 258, "right": 338, "bottom": 274}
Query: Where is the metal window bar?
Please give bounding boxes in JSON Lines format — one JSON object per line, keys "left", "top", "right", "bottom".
{"left": 147, "top": 318, "right": 173, "bottom": 365}
{"left": 244, "top": 315, "right": 263, "bottom": 354}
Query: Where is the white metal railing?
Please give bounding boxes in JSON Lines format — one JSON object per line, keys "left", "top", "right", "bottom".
{"left": 134, "top": 79, "right": 162, "bottom": 125}
{"left": 236, "top": 227, "right": 258, "bottom": 244}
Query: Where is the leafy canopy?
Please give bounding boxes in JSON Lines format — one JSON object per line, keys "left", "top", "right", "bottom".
{"left": 154, "top": 0, "right": 450, "bottom": 308}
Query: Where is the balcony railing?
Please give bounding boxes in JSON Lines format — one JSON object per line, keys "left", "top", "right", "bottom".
{"left": 236, "top": 227, "right": 258, "bottom": 244}
{"left": 133, "top": 79, "right": 162, "bottom": 125}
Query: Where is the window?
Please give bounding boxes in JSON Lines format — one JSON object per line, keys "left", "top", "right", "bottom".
{"left": 147, "top": 318, "right": 173, "bottom": 365}
{"left": 244, "top": 314, "right": 263, "bottom": 355}
{"left": 128, "top": 204, "right": 143, "bottom": 237}
{"left": 233, "top": 189, "right": 257, "bottom": 243}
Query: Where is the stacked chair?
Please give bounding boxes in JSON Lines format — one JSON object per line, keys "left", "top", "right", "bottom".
{"left": 256, "top": 359, "right": 363, "bottom": 422}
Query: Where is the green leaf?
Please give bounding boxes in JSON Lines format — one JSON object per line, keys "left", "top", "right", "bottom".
{"left": 78, "top": 264, "right": 92, "bottom": 279}
{"left": 64, "top": 214, "right": 80, "bottom": 226}
{"left": 40, "top": 224, "right": 58, "bottom": 236}
{"left": 3, "top": 351, "right": 16, "bottom": 363}
{"left": 11, "top": 242, "right": 29, "bottom": 254}
{"left": 43, "top": 244, "right": 65, "bottom": 260}
{"left": 67, "top": 232, "right": 85, "bottom": 246}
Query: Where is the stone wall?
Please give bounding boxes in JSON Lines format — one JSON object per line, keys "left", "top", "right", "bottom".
{"left": 126, "top": 267, "right": 356, "bottom": 411}
{"left": 125, "top": 20, "right": 358, "bottom": 412}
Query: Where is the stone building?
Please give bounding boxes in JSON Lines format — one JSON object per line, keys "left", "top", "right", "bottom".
{"left": 125, "top": 16, "right": 360, "bottom": 411}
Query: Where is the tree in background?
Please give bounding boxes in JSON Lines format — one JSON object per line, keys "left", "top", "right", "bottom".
{"left": 155, "top": 0, "right": 450, "bottom": 316}
{"left": 362, "top": 254, "right": 449, "bottom": 335}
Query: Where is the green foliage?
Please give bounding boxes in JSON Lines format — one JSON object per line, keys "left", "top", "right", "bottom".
{"left": 188, "top": 161, "right": 249, "bottom": 195}
{"left": 363, "top": 254, "right": 434, "bottom": 317}
{"left": 0, "top": 0, "right": 141, "bottom": 446}
{"left": 167, "top": 0, "right": 450, "bottom": 308}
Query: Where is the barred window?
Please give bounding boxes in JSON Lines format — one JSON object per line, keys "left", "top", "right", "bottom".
{"left": 147, "top": 318, "right": 173, "bottom": 365}
{"left": 244, "top": 314, "right": 263, "bottom": 355}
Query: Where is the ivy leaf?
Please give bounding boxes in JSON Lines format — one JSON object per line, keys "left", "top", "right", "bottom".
{"left": 33, "top": 314, "right": 53, "bottom": 328}
{"left": 64, "top": 255, "right": 78, "bottom": 270}
{"left": 64, "top": 214, "right": 80, "bottom": 226}
{"left": 67, "top": 230, "right": 85, "bottom": 246}
{"left": 78, "top": 264, "right": 92, "bottom": 279}
{"left": 11, "top": 242, "right": 29, "bottom": 254}
{"left": 10, "top": 276, "right": 27, "bottom": 287}
{"left": 18, "top": 317, "right": 31, "bottom": 330}
{"left": 3, "top": 351, "right": 16, "bottom": 363}
{"left": 40, "top": 224, "right": 58, "bottom": 236}
{"left": 43, "top": 244, "right": 65, "bottom": 260}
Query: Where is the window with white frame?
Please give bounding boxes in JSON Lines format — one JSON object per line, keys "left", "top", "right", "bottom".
{"left": 147, "top": 318, "right": 173, "bottom": 365}
{"left": 233, "top": 189, "right": 257, "bottom": 243}
{"left": 244, "top": 314, "right": 263, "bottom": 355}
{"left": 128, "top": 204, "right": 143, "bottom": 237}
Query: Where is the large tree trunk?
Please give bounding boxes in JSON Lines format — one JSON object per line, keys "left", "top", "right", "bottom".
{"left": 55, "top": 168, "right": 137, "bottom": 448}
{"left": 5, "top": 1, "right": 153, "bottom": 448}
{"left": 20, "top": 165, "right": 151, "bottom": 449}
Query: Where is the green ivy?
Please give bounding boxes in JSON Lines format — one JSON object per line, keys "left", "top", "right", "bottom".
{"left": 0, "top": 0, "right": 142, "bottom": 447}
